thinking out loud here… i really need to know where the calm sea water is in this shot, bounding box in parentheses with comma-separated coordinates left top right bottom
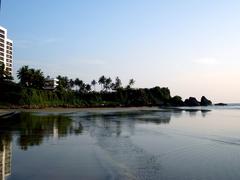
(1, 105, 240, 180)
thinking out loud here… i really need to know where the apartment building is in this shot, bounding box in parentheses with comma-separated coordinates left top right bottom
(0, 26, 13, 76)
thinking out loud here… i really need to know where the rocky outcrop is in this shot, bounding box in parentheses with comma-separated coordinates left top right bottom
(184, 96, 213, 107)
(200, 96, 212, 106)
(215, 103, 227, 106)
(184, 97, 200, 106)
(170, 96, 184, 106)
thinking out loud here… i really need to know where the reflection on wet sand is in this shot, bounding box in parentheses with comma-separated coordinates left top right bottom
(0, 108, 213, 180)
(0, 109, 211, 148)
(0, 113, 83, 150)
(0, 113, 85, 180)
(0, 139, 11, 180)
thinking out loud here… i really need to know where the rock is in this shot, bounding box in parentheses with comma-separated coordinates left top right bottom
(184, 97, 200, 106)
(215, 103, 227, 106)
(200, 96, 212, 106)
(170, 96, 184, 106)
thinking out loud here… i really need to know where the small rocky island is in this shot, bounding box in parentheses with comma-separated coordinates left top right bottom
(215, 103, 228, 106)
(184, 96, 212, 107)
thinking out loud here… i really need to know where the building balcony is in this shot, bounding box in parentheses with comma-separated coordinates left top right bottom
(0, 34, 5, 38)
(0, 30, 5, 35)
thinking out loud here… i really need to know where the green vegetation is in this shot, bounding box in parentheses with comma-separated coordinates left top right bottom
(0, 62, 13, 82)
(17, 65, 45, 89)
(0, 65, 185, 108)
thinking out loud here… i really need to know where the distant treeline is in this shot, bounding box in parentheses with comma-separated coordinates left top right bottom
(0, 64, 211, 108)
(0, 81, 178, 108)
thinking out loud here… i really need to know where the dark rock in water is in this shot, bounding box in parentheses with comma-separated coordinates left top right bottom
(184, 97, 200, 106)
(200, 96, 212, 106)
(170, 96, 184, 106)
(215, 103, 227, 106)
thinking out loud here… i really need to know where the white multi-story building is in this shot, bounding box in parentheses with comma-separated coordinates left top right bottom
(0, 26, 13, 76)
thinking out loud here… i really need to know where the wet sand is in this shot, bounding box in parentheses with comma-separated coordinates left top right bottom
(0, 106, 160, 113)
(0, 109, 16, 117)
(1, 107, 240, 179)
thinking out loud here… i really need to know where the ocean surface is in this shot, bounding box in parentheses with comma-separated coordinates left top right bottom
(1, 105, 240, 180)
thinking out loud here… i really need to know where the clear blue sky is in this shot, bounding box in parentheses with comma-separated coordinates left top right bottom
(1, 0, 240, 102)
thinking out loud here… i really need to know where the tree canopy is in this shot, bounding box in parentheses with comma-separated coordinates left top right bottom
(17, 66, 44, 89)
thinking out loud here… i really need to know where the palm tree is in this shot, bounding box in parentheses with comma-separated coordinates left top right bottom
(17, 65, 30, 86)
(98, 75, 106, 91)
(113, 76, 122, 90)
(129, 79, 135, 86)
(104, 77, 112, 91)
(85, 84, 91, 92)
(110, 82, 115, 91)
(57, 75, 70, 90)
(79, 82, 86, 93)
(127, 78, 135, 89)
(69, 79, 75, 90)
(74, 78, 81, 90)
(91, 80, 97, 91)
(17, 66, 44, 89)
(74, 78, 85, 93)
(32, 69, 45, 89)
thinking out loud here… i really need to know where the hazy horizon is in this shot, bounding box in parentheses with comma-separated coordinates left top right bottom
(1, 0, 240, 103)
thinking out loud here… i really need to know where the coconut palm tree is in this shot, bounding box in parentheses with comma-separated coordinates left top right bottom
(74, 78, 81, 91)
(17, 66, 44, 89)
(74, 78, 80, 89)
(98, 75, 106, 91)
(74, 78, 86, 93)
(32, 69, 45, 89)
(57, 75, 70, 91)
(85, 84, 91, 92)
(104, 77, 112, 91)
(69, 79, 75, 90)
(126, 78, 135, 89)
(129, 79, 135, 86)
(113, 76, 122, 90)
(17, 65, 30, 86)
(91, 80, 97, 91)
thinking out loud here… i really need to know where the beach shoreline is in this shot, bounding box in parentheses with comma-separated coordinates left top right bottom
(0, 106, 161, 114)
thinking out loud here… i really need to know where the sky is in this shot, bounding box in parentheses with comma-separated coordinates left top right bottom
(1, 0, 240, 103)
